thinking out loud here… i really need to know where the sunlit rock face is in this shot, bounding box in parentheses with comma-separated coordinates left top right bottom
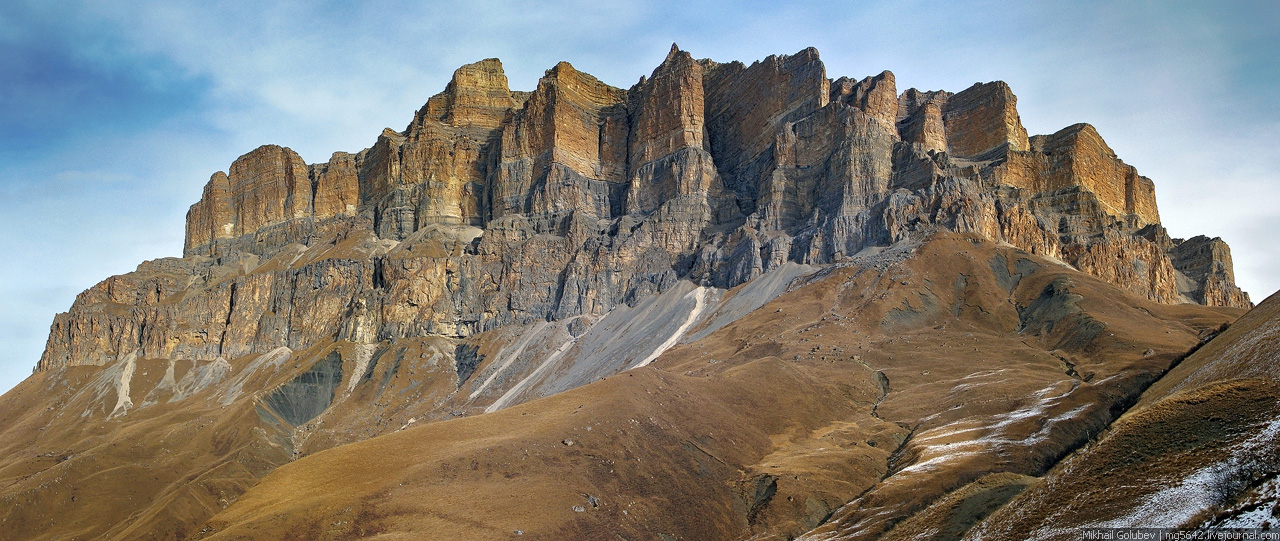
(47, 45, 1251, 374)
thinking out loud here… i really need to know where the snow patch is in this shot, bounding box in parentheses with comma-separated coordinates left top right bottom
(1078, 407, 1280, 529)
(962, 368, 1010, 380)
(1211, 476, 1280, 528)
(898, 449, 984, 474)
(897, 383, 1083, 475)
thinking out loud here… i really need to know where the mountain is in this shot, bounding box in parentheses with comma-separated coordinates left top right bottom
(1, 45, 1270, 540)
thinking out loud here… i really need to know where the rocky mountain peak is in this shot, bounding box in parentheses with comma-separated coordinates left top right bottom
(183, 144, 311, 254)
(664, 41, 683, 62)
(831, 70, 898, 126)
(53, 47, 1251, 378)
(416, 57, 515, 132)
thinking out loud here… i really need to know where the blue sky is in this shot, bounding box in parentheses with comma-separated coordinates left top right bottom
(2, 0, 1278, 395)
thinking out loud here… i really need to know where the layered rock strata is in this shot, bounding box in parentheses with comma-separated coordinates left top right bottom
(39, 45, 1250, 371)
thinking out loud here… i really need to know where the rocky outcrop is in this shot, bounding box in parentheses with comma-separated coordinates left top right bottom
(418, 58, 520, 132)
(897, 88, 948, 153)
(44, 45, 1251, 372)
(1028, 123, 1158, 225)
(184, 146, 312, 255)
(398, 59, 516, 227)
(1172, 235, 1252, 307)
(941, 81, 1029, 158)
(184, 171, 232, 251)
(311, 152, 359, 220)
(491, 60, 628, 220)
(703, 47, 829, 216)
(625, 45, 724, 218)
(831, 70, 898, 127)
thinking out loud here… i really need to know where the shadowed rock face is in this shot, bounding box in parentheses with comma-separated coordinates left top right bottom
(1171, 235, 1251, 307)
(261, 351, 344, 428)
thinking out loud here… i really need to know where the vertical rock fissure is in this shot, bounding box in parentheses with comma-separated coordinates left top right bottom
(218, 282, 237, 356)
(872, 370, 890, 419)
(308, 167, 319, 218)
(372, 257, 387, 290)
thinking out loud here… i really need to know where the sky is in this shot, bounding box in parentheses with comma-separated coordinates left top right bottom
(1, 0, 1277, 396)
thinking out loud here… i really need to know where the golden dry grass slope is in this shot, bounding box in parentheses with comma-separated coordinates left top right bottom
(969, 289, 1280, 539)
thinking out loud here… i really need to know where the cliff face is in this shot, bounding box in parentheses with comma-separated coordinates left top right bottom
(184, 145, 314, 250)
(39, 45, 1249, 372)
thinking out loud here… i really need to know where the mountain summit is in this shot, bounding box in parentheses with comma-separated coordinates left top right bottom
(3, 47, 1273, 540)
(37, 46, 1250, 373)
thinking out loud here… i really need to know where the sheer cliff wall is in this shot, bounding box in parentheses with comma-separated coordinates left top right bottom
(37, 45, 1249, 371)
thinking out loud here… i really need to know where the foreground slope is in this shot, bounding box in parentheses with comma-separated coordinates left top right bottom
(967, 290, 1280, 539)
